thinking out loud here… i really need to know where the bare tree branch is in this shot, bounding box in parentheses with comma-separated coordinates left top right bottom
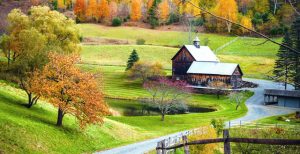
(184, 0, 300, 54)
(252, 40, 269, 46)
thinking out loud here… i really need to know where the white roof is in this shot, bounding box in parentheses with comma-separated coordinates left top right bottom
(187, 61, 238, 75)
(184, 45, 219, 62)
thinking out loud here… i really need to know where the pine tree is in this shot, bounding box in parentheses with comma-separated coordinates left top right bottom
(273, 32, 293, 90)
(148, 0, 160, 28)
(290, 17, 300, 90)
(126, 49, 139, 70)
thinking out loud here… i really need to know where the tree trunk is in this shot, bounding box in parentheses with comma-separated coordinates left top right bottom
(26, 93, 39, 108)
(27, 93, 33, 108)
(56, 107, 64, 126)
(161, 113, 165, 121)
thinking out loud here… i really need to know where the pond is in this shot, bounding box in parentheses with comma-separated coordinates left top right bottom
(106, 98, 216, 116)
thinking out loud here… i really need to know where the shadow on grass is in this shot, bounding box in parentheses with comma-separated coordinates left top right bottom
(0, 91, 81, 133)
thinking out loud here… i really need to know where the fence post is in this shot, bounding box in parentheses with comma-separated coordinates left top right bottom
(156, 141, 162, 154)
(182, 135, 190, 154)
(223, 129, 231, 154)
(161, 140, 166, 154)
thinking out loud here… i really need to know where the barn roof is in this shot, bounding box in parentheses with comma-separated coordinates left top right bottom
(265, 89, 300, 98)
(171, 45, 220, 62)
(187, 61, 241, 76)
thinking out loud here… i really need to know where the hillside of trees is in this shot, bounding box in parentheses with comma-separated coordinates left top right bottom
(0, 0, 299, 36)
(58, 0, 298, 35)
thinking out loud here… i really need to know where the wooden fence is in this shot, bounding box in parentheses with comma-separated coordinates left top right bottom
(156, 129, 300, 154)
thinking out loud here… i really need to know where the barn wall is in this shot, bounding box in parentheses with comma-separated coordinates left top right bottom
(230, 67, 243, 88)
(187, 74, 231, 86)
(172, 47, 195, 79)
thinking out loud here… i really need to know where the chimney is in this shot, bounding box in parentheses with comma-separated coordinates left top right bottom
(193, 36, 200, 48)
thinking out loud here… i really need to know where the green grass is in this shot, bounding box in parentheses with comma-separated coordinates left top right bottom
(78, 24, 281, 56)
(255, 113, 300, 125)
(81, 45, 275, 79)
(0, 81, 148, 153)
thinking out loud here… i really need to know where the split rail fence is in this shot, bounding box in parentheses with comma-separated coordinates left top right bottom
(156, 129, 300, 154)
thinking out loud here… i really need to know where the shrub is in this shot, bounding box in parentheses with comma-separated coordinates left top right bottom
(210, 118, 224, 136)
(79, 35, 83, 42)
(136, 38, 145, 45)
(189, 126, 218, 154)
(112, 17, 122, 26)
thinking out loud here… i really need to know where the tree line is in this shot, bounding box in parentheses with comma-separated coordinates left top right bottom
(43, 0, 299, 35)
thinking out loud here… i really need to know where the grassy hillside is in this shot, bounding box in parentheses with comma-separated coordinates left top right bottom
(81, 45, 275, 79)
(0, 81, 147, 153)
(78, 24, 281, 54)
(0, 64, 252, 153)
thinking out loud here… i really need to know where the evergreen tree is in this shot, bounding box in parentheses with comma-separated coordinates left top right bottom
(291, 16, 300, 90)
(148, 0, 160, 28)
(126, 49, 139, 70)
(273, 32, 293, 90)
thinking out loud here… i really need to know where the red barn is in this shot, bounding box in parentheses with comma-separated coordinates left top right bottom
(171, 37, 243, 88)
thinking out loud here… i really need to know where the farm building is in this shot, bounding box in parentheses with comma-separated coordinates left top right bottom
(264, 89, 300, 108)
(171, 37, 243, 88)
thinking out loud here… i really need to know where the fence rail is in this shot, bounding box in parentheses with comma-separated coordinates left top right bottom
(156, 129, 300, 154)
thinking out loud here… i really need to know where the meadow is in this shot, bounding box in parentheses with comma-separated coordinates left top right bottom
(81, 45, 275, 79)
(1, 23, 280, 153)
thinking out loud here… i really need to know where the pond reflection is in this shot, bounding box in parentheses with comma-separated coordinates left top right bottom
(106, 98, 216, 116)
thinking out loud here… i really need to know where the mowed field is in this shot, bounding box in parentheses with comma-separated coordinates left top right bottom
(79, 24, 281, 79)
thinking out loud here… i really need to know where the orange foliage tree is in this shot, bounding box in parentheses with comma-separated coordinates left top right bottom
(131, 0, 142, 21)
(74, 0, 86, 22)
(31, 53, 109, 128)
(215, 0, 238, 33)
(97, 0, 110, 21)
(158, 0, 169, 23)
(86, 0, 98, 20)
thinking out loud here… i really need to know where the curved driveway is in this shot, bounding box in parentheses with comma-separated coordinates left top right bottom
(95, 78, 299, 154)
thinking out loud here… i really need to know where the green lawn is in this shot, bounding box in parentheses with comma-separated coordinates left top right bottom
(81, 45, 275, 79)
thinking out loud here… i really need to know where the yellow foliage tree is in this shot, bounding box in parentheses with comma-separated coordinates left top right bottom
(189, 126, 218, 154)
(57, 0, 66, 9)
(179, 0, 200, 16)
(131, 0, 142, 21)
(86, 0, 98, 20)
(158, 0, 169, 23)
(240, 16, 253, 33)
(215, 0, 238, 33)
